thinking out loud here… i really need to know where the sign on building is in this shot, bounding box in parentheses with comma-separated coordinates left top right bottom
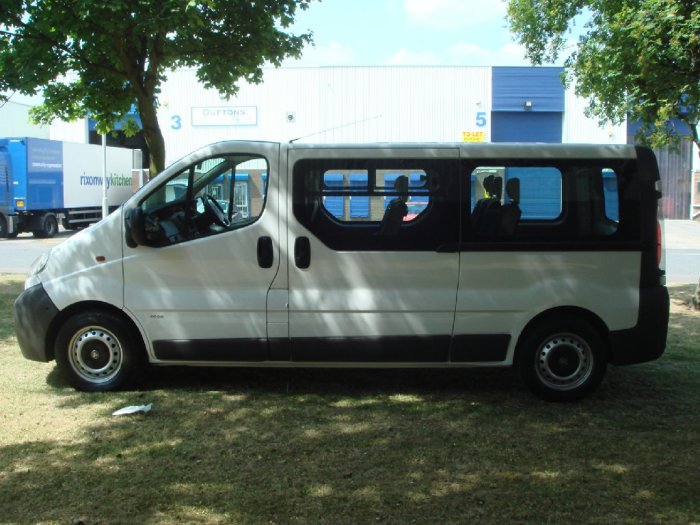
(191, 106, 258, 127)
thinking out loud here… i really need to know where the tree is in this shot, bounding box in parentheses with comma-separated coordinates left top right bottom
(508, 0, 700, 310)
(0, 0, 313, 176)
(506, 0, 700, 159)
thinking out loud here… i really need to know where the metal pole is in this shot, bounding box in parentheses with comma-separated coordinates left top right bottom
(101, 133, 108, 218)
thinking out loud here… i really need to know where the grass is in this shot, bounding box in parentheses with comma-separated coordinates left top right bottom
(1, 273, 699, 525)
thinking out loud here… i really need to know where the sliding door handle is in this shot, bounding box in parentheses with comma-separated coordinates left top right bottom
(294, 237, 311, 269)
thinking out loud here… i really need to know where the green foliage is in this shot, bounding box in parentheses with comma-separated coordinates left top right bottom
(0, 0, 314, 173)
(507, 0, 700, 154)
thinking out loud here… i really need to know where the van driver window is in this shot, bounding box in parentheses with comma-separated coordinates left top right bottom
(140, 155, 268, 246)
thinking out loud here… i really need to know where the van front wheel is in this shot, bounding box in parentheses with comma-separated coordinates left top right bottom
(517, 316, 607, 402)
(55, 311, 142, 391)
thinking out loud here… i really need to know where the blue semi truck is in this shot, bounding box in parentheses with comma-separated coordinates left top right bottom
(0, 137, 136, 238)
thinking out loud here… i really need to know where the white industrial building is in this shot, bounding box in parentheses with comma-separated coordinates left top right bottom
(155, 66, 628, 163)
(2, 65, 698, 218)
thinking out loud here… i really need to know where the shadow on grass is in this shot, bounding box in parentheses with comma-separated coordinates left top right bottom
(0, 279, 23, 296)
(3, 282, 699, 523)
(3, 362, 700, 525)
(668, 282, 697, 299)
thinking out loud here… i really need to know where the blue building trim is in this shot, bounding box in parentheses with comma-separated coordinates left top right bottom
(492, 67, 565, 112)
(491, 112, 563, 143)
(349, 172, 369, 218)
(323, 172, 344, 218)
(491, 67, 565, 143)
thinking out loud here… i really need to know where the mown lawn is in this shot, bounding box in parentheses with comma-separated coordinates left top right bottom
(1, 274, 699, 525)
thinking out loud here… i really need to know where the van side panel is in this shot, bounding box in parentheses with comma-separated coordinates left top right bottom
(454, 251, 641, 364)
(286, 146, 461, 363)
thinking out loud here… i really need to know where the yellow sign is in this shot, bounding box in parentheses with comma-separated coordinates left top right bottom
(462, 131, 485, 143)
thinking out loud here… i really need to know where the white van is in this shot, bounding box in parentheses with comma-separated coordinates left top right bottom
(14, 142, 670, 401)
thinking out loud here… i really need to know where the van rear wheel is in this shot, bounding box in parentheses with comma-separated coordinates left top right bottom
(517, 316, 607, 402)
(55, 310, 142, 391)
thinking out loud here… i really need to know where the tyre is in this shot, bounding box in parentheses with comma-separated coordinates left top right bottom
(0, 213, 7, 238)
(62, 218, 80, 230)
(54, 310, 143, 391)
(33, 214, 58, 239)
(516, 316, 607, 402)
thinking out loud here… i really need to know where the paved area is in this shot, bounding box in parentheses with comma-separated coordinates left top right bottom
(664, 220, 700, 284)
(0, 229, 73, 274)
(664, 220, 700, 250)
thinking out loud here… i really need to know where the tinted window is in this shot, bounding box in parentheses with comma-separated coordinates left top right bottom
(319, 169, 431, 223)
(467, 161, 625, 241)
(294, 158, 459, 251)
(471, 166, 562, 220)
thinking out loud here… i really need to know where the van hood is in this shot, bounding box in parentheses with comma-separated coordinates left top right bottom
(26, 208, 126, 311)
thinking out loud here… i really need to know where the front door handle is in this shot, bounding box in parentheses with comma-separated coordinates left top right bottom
(257, 236, 273, 268)
(294, 237, 311, 269)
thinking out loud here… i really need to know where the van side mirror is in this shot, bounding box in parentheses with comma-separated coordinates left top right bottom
(124, 207, 147, 248)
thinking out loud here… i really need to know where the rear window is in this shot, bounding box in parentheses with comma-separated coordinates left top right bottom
(471, 166, 563, 221)
(469, 162, 622, 239)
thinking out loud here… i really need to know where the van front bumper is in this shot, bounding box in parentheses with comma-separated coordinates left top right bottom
(13, 283, 59, 362)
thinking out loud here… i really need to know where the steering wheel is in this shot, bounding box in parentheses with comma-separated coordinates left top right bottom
(201, 195, 230, 228)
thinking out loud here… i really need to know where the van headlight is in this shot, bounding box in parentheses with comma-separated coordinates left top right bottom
(25, 250, 50, 289)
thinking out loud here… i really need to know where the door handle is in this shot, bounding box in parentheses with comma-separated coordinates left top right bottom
(294, 237, 311, 269)
(257, 236, 273, 268)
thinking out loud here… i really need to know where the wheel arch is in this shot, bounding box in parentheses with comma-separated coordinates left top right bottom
(515, 306, 611, 363)
(46, 301, 146, 362)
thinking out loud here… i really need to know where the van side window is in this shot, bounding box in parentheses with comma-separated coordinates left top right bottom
(467, 162, 623, 240)
(140, 154, 268, 247)
(319, 169, 431, 223)
(471, 167, 563, 220)
(294, 158, 459, 251)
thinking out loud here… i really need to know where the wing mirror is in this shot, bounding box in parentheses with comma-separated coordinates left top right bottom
(124, 206, 147, 248)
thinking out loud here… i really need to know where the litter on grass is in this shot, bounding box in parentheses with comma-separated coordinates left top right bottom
(112, 403, 153, 416)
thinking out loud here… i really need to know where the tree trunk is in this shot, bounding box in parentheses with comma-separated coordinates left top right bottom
(137, 97, 166, 178)
(687, 122, 699, 308)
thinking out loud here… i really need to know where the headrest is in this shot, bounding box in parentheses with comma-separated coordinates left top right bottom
(483, 175, 494, 195)
(506, 178, 520, 203)
(394, 175, 408, 194)
(491, 176, 503, 201)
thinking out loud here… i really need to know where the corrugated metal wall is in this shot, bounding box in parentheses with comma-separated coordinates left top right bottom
(653, 140, 693, 220)
(563, 87, 627, 144)
(490, 67, 564, 143)
(627, 120, 693, 219)
(0, 100, 49, 138)
(492, 67, 564, 111)
(158, 66, 491, 164)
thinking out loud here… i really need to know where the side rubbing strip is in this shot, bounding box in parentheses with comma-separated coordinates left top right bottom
(153, 339, 269, 361)
(450, 334, 511, 362)
(291, 336, 451, 362)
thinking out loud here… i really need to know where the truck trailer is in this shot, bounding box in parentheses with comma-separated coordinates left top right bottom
(0, 137, 137, 238)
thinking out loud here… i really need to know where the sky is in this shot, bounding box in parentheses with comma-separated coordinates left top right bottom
(4, 0, 553, 106)
(284, 0, 535, 67)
